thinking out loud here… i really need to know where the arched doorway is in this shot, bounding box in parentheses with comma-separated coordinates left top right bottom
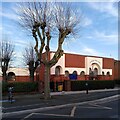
(94, 68, 98, 76)
(89, 63, 101, 80)
(91, 63, 101, 75)
(7, 72, 16, 81)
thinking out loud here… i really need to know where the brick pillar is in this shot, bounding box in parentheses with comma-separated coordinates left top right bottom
(38, 81, 44, 93)
(64, 80, 71, 91)
(54, 82, 56, 92)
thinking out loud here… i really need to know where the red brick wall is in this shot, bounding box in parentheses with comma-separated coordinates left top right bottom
(1, 75, 38, 82)
(50, 75, 69, 82)
(36, 64, 45, 81)
(65, 53, 85, 68)
(35, 52, 51, 82)
(103, 58, 114, 80)
(114, 60, 120, 80)
(103, 58, 114, 69)
(15, 76, 30, 82)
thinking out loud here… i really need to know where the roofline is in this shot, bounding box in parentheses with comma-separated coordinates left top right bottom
(50, 51, 115, 60)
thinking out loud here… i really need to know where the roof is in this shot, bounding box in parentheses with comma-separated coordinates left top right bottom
(7, 67, 29, 76)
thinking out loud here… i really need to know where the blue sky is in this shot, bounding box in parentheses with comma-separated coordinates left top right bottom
(0, 0, 119, 67)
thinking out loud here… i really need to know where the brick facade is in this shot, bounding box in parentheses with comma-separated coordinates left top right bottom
(36, 52, 119, 82)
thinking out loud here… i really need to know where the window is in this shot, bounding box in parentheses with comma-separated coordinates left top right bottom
(65, 70, 69, 77)
(102, 71, 104, 75)
(80, 71, 85, 76)
(69, 70, 77, 80)
(55, 66, 61, 76)
(106, 71, 110, 76)
(73, 71, 77, 75)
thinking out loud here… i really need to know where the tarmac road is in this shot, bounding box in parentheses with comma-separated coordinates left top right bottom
(2, 88, 120, 119)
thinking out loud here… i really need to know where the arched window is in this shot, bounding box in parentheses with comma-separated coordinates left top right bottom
(55, 66, 61, 76)
(65, 70, 69, 77)
(73, 71, 77, 75)
(7, 72, 16, 81)
(89, 68, 92, 74)
(102, 71, 105, 76)
(106, 71, 110, 76)
(69, 70, 77, 80)
(80, 71, 85, 76)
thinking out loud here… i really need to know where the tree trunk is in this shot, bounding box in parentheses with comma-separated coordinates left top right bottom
(2, 68, 7, 82)
(30, 70, 34, 81)
(3, 74, 7, 82)
(44, 64, 51, 99)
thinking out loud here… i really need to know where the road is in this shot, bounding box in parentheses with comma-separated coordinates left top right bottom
(2, 89, 120, 119)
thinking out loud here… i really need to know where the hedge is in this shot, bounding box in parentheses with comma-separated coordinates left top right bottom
(2, 82, 38, 93)
(71, 80, 115, 91)
(114, 79, 120, 85)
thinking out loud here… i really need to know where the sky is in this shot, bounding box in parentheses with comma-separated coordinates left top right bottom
(0, 0, 119, 67)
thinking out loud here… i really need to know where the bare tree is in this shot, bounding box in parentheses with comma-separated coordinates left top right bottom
(23, 44, 39, 81)
(0, 40, 14, 82)
(17, 2, 81, 99)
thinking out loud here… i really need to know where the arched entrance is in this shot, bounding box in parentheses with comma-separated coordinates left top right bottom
(94, 68, 98, 76)
(7, 72, 16, 81)
(89, 63, 101, 80)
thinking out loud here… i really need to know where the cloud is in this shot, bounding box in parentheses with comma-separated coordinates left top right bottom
(94, 31, 118, 44)
(0, 11, 19, 22)
(84, 30, 118, 45)
(12, 51, 25, 67)
(0, 26, 2, 38)
(82, 47, 99, 55)
(81, 16, 92, 27)
(11, 39, 31, 49)
(64, 46, 101, 57)
(88, 2, 118, 17)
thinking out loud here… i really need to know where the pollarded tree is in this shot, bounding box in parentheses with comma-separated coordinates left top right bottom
(17, 2, 81, 99)
(0, 40, 14, 82)
(23, 44, 39, 81)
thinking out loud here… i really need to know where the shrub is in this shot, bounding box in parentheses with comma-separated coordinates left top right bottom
(71, 80, 115, 91)
(114, 79, 120, 85)
(2, 82, 38, 93)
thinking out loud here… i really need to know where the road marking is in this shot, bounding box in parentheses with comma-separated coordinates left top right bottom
(21, 113, 34, 120)
(22, 112, 70, 119)
(33, 113, 70, 117)
(3, 94, 119, 118)
(110, 115, 120, 118)
(0, 100, 16, 103)
(89, 94, 120, 104)
(88, 103, 112, 110)
(70, 106, 76, 117)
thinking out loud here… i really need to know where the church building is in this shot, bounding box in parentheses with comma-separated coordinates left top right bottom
(36, 52, 119, 83)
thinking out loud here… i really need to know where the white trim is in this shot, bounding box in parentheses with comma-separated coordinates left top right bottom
(50, 53, 65, 74)
(64, 68, 86, 74)
(85, 57, 103, 75)
(102, 69, 112, 75)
